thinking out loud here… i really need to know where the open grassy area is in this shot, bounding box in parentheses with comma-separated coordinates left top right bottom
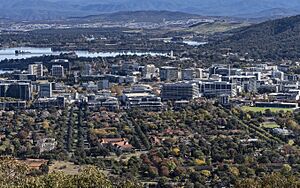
(261, 122, 280, 129)
(49, 161, 85, 175)
(187, 21, 250, 35)
(241, 106, 294, 113)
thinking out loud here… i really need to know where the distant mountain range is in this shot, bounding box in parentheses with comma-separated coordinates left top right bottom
(211, 15, 300, 60)
(70, 11, 205, 23)
(1, 0, 300, 21)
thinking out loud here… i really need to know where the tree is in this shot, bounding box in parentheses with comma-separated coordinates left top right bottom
(159, 166, 170, 177)
(148, 166, 158, 178)
(0, 158, 29, 187)
(281, 164, 292, 175)
(75, 167, 113, 188)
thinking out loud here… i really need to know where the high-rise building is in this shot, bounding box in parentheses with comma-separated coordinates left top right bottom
(143, 64, 157, 79)
(51, 65, 64, 77)
(39, 82, 53, 98)
(161, 82, 200, 101)
(160, 66, 179, 82)
(0, 83, 32, 100)
(28, 63, 43, 77)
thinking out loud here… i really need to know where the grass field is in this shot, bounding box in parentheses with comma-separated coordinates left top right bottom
(187, 21, 250, 35)
(241, 106, 294, 113)
(261, 122, 280, 129)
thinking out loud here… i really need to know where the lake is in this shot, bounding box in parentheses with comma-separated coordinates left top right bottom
(183, 41, 208, 46)
(0, 47, 168, 61)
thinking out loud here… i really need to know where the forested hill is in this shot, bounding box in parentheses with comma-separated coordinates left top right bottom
(210, 15, 300, 60)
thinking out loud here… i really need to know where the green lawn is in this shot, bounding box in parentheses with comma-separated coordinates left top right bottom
(261, 122, 280, 129)
(241, 106, 294, 113)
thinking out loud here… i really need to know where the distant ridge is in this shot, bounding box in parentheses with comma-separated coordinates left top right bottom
(1, 0, 300, 21)
(69, 10, 207, 23)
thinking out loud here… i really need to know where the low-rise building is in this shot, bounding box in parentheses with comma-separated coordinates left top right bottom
(99, 138, 133, 152)
(0, 82, 32, 100)
(254, 101, 298, 109)
(122, 92, 162, 110)
(36, 138, 57, 153)
(160, 66, 179, 82)
(199, 81, 237, 97)
(0, 101, 27, 109)
(269, 90, 300, 101)
(33, 97, 65, 109)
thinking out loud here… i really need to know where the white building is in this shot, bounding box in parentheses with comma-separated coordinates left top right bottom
(28, 63, 43, 77)
(143, 64, 157, 79)
(199, 81, 237, 97)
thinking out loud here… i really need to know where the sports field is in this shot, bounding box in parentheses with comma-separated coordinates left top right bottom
(260, 122, 280, 129)
(241, 106, 294, 113)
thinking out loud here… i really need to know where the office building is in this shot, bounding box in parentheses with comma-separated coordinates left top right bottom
(222, 75, 257, 93)
(195, 68, 203, 79)
(28, 63, 43, 77)
(51, 65, 64, 77)
(160, 66, 179, 81)
(181, 68, 203, 80)
(199, 81, 237, 97)
(0, 101, 27, 110)
(33, 97, 65, 109)
(0, 83, 32, 100)
(219, 94, 230, 106)
(50, 59, 71, 70)
(13, 74, 37, 81)
(161, 82, 200, 101)
(143, 64, 157, 79)
(272, 71, 285, 81)
(122, 92, 163, 111)
(39, 82, 53, 98)
(209, 65, 242, 76)
(181, 68, 195, 80)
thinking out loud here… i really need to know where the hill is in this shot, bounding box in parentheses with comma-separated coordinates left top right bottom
(210, 15, 300, 60)
(71, 10, 204, 23)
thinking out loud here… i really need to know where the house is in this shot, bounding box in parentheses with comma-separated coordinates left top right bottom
(18, 158, 48, 170)
(36, 138, 57, 153)
(99, 138, 133, 152)
(149, 136, 161, 146)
